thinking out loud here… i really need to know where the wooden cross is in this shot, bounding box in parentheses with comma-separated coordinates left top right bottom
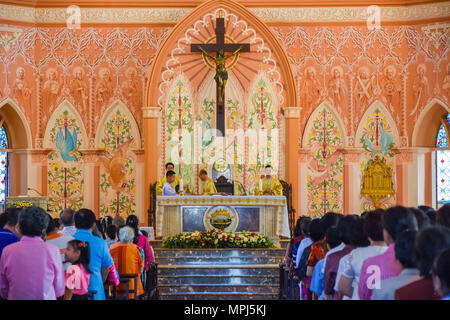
(190, 17, 250, 136)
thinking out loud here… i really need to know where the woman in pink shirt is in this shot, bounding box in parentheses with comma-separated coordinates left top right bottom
(63, 240, 92, 300)
(0, 206, 65, 300)
(126, 215, 155, 268)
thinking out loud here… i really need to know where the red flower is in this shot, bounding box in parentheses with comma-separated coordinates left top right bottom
(251, 233, 255, 236)
(200, 239, 204, 243)
(192, 236, 197, 239)
(236, 237, 240, 240)
(222, 235, 226, 239)
(221, 227, 224, 231)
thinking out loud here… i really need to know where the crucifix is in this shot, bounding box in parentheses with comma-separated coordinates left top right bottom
(190, 17, 250, 136)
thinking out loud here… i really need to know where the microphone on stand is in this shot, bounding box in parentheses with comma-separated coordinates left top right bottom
(27, 187, 43, 196)
(27, 188, 50, 212)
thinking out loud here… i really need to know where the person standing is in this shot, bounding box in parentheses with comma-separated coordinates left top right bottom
(0, 207, 21, 259)
(156, 162, 181, 196)
(46, 214, 74, 270)
(163, 171, 181, 196)
(254, 165, 283, 196)
(60, 208, 77, 237)
(199, 169, 218, 195)
(73, 208, 119, 300)
(0, 206, 65, 300)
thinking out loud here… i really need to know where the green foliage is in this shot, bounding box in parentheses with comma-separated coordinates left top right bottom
(162, 230, 275, 249)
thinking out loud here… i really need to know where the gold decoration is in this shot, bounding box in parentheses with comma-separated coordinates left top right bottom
(361, 155, 394, 208)
(214, 158, 228, 173)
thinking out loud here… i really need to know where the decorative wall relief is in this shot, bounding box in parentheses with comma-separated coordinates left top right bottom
(246, 73, 279, 195)
(98, 105, 138, 218)
(45, 104, 85, 215)
(305, 105, 344, 217)
(358, 104, 397, 211)
(164, 74, 195, 192)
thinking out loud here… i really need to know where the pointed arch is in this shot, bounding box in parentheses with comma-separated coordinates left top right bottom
(43, 99, 89, 149)
(145, 0, 296, 109)
(0, 98, 32, 149)
(412, 97, 450, 147)
(302, 101, 347, 148)
(95, 100, 142, 149)
(355, 99, 400, 148)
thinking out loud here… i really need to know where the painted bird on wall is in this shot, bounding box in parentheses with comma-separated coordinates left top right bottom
(363, 123, 393, 155)
(55, 126, 78, 162)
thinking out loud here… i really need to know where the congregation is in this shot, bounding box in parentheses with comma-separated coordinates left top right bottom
(0, 206, 155, 300)
(284, 205, 450, 300)
(1, 204, 450, 300)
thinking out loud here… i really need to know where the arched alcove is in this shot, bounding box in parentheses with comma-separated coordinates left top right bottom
(0, 98, 32, 149)
(355, 99, 400, 148)
(145, 0, 296, 110)
(95, 99, 142, 149)
(302, 101, 347, 148)
(43, 99, 89, 149)
(0, 98, 33, 196)
(412, 98, 450, 147)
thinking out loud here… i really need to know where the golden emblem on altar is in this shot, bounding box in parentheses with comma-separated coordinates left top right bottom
(214, 158, 228, 173)
(361, 155, 394, 208)
(204, 206, 239, 232)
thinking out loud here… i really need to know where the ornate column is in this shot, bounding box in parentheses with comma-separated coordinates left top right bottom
(143, 106, 162, 226)
(393, 148, 429, 207)
(80, 149, 102, 217)
(298, 148, 310, 217)
(282, 106, 301, 219)
(340, 148, 364, 215)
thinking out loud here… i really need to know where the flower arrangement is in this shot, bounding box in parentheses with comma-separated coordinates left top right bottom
(11, 201, 33, 209)
(162, 229, 275, 249)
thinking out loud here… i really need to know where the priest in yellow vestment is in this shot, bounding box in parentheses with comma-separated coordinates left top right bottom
(199, 169, 217, 195)
(156, 162, 181, 196)
(254, 165, 283, 196)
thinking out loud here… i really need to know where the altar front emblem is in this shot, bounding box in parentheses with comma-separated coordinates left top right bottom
(204, 206, 239, 232)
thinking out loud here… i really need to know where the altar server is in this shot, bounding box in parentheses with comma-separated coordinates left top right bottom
(199, 169, 217, 195)
(162, 171, 180, 196)
(156, 162, 180, 196)
(254, 165, 283, 196)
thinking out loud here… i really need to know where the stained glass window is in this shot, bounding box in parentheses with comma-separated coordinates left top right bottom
(436, 114, 450, 204)
(0, 126, 9, 207)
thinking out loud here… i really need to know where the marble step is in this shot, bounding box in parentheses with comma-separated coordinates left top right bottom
(159, 292, 278, 300)
(158, 274, 279, 285)
(157, 265, 279, 277)
(156, 256, 283, 265)
(158, 284, 279, 295)
(155, 248, 286, 258)
(150, 240, 163, 248)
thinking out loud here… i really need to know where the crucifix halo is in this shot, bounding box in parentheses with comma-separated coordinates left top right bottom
(201, 34, 241, 71)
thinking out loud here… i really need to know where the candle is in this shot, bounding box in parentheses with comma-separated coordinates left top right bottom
(259, 179, 263, 192)
(179, 178, 183, 192)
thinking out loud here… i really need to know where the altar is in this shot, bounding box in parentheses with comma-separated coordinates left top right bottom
(155, 195, 290, 240)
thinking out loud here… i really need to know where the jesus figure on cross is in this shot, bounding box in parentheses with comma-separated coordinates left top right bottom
(198, 46, 243, 103)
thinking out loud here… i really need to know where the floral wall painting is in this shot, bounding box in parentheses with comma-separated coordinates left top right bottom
(304, 103, 344, 217)
(44, 101, 87, 215)
(96, 101, 140, 218)
(356, 101, 399, 211)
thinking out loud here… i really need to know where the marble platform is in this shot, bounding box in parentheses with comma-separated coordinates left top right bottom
(156, 248, 285, 300)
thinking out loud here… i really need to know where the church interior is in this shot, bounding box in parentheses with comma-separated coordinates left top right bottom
(0, 0, 450, 302)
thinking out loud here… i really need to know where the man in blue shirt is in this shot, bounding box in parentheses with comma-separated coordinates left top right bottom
(0, 207, 21, 259)
(73, 208, 118, 300)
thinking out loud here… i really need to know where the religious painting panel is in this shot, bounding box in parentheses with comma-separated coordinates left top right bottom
(245, 72, 280, 195)
(97, 103, 138, 218)
(305, 105, 344, 217)
(164, 74, 195, 193)
(357, 103, 397, 211)
(44, 103, 86, 215)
